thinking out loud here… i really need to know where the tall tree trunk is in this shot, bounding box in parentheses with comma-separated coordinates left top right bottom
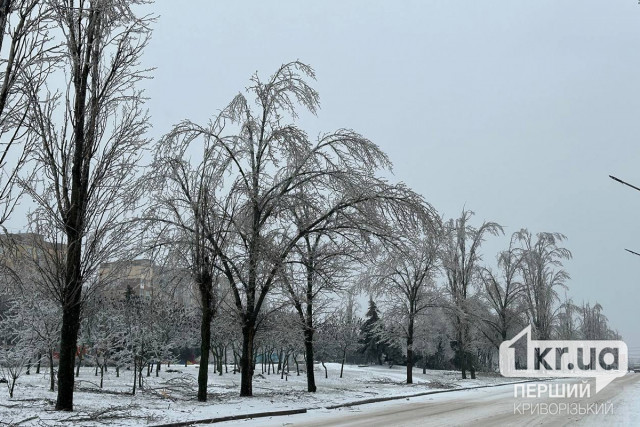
(131, 357, 137, 395)
(56, 292, 82, 411)
(302, 260, 317, 392)
(232, 347, 238, 374)
(75, 351, 81, 378)
(239, 320, 256, 396)
(197, 270, 213, 402)
(49, 348, 55, 392)
(304, 327, 316, 392)
(406, 313, 414, 384)
(456, 315, 467, 380)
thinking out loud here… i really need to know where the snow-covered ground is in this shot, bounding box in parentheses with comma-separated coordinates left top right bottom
(580, 373, 640, 426)
(0, 363, 520, 426)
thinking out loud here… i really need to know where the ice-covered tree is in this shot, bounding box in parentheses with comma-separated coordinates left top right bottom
(515, 230, 571, 340)
(278, 221, 361, 391)
(371, 226, 443, 383)
(556, 295, 580, 340)
(0, 0, 57, 227)
(442, 209, 502, 379)
(479, 232, 525, 348)
(580, 302, 613, 340)
(0, 297, 36, 398)
(152, 61, 426, 397)
(23, 0, 154, 411)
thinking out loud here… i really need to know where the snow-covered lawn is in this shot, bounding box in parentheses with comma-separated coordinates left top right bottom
(0, 363, 519, 426)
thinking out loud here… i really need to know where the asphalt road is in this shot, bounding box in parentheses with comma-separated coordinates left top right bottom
(234, 374, 640, 427)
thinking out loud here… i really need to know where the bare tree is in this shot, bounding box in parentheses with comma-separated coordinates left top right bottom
(278, 211, 364, 392)
(147, 135, 224, 401)
(372, 226, 443, 384)
(0, 0, 57, 227)
(515, 230, 571, 340)
(442, 209, 502, 379)
(0, 296, 36, 398)
(333, 292, 360, 379)
(23, 0, 153, 411)
(580, 302, 613, 340)
(154, 61, 427, 397)
(556, 294, 580, 340)
(0, 232, 65, 391)
(479, 232, 524, 348)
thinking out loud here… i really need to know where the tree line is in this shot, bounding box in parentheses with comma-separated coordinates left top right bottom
(0, 0, 618, 411)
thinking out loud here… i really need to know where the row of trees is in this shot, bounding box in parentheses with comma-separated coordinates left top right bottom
(359, 223, 619, 384)
(0, 0, 619, 412)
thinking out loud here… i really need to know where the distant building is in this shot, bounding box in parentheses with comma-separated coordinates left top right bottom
(98, 259, 196, 307)
(0, 232, 64, 263)
(0, 233, 66, 288)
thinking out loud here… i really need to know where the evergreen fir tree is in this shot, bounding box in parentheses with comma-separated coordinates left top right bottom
(359, 298, 384, 364)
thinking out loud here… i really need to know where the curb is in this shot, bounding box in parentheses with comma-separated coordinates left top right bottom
(153, 378, 548, 426)
(152, 408, 308, 427)
(324, 378, 549, 409)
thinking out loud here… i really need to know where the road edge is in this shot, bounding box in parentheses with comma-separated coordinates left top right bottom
(152, 378, 550, 426)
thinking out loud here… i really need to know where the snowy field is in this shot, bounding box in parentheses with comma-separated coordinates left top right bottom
(0, 363, 521, 426)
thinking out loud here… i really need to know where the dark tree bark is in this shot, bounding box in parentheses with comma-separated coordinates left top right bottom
(131, 357, 137, 395)
(303, 327, 316, 392)
(49, 348, 55, 391)
(54, 3, 100, 410)
(197, 269, 213, 402)
(20, 0, 152, 411)
(406, 314, 414, 384)
(239, 321, 256, 396)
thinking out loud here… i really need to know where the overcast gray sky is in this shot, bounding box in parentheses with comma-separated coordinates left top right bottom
(135, 0, 640, 355)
